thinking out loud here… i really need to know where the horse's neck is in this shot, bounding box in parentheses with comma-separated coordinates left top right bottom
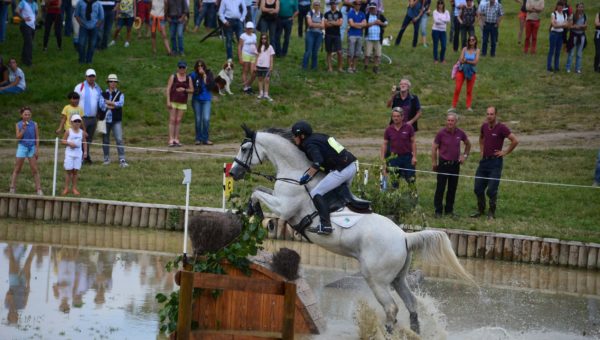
(258, 133, 311, 175)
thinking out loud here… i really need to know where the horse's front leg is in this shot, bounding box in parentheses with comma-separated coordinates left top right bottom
(249, 189, 286, 220)
(246, 186, 274, 219)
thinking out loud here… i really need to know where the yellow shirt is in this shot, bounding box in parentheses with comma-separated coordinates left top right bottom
(61, 105, 84, 131)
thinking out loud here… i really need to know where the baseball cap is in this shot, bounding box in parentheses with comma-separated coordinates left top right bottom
(313, 0, 321, 5)
(107, 74, 119, 82)
(71, 114, 82, 122)
(368, 2, 377, 8)
(245, 21, 255, 29)
(85, 68, 96, 77)
(177, 60, 187, 68)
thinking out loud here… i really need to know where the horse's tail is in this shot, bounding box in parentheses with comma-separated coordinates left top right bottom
(405, 230, 476, 285)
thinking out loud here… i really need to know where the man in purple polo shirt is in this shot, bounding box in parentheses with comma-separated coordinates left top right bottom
(432, 112, 471, 218)
(380, 107, 417, 187)
(471, 106, 519, 220)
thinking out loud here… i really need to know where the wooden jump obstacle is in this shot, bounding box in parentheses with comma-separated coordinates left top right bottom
(175, 263, 321, 340)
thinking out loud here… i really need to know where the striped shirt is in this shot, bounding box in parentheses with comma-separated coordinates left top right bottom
(478, 1, 503, 24)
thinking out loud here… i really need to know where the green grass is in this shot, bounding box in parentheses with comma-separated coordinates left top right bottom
(0, 1, 599, 242)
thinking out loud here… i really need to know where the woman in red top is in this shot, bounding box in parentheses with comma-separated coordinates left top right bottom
(166, 60, 193, 147)
(43, 0, 62, 51)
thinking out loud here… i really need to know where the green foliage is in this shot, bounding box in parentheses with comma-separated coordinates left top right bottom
(155, 199, 266, 336)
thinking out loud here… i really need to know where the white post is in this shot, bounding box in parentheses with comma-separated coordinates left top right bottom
(363, 169, 369, 186)
(182, 169, 192, 255)
(222, 163, 226, 211)
(52, 137, 59, 196)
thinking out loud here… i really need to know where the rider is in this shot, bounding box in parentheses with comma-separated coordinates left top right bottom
(291, 120, 357, 235)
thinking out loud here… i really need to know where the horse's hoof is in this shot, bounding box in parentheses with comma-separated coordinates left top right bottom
(253, 201, 264, 220)
(246, 199, 255, 216)
(409, 312, 420, 334)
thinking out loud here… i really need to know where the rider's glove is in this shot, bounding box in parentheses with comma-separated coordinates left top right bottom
(299, 174, 310, 185)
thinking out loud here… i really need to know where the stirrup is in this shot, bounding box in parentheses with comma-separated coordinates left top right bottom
(307, 224, 333, 235)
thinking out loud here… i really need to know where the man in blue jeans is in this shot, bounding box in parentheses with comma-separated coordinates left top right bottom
(477, 0, 503, 57)
(471, 106, 518, 220)
(218, 0, 246, 60)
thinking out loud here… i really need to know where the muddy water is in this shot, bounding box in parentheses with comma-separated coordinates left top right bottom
(1, 223, 599, 340)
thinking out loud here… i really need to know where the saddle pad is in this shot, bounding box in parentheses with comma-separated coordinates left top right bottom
(331, 208, 366, 228)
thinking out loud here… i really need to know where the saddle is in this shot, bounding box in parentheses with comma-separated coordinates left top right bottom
(323, 184, 372, 214)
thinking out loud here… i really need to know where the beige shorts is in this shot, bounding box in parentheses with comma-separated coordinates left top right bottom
(171, 102, 187, 110)
(365, 40, 382, 58)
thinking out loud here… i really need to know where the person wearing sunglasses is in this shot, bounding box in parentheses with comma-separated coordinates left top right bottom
(99, 74, 129, 167)
(166, 61, 193, 147)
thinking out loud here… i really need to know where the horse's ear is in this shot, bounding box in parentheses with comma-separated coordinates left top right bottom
(241, 124, 255, 139)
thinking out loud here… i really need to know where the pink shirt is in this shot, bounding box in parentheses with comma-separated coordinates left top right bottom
(432, 10, 450, 32)
(256, 45, 275, 68)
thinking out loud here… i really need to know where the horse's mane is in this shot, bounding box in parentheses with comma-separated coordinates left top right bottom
(260, 128, 295, 145)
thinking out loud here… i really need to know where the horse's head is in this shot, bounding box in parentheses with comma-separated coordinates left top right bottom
(230, 124, 262, 180)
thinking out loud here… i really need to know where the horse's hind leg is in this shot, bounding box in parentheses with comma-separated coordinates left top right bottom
(364, 277, 399, 334)
(392, 253, 420, 334)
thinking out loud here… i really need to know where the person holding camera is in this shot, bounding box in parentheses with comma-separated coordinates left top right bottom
(385, 78, 422, 132)
(190, 59, 215, 145)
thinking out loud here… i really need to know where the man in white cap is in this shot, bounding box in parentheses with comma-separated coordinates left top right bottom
(74, 68, 103, 164)
(99, 74, 129, 167)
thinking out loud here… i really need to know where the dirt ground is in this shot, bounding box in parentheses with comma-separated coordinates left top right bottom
(1, 130, 599, 162)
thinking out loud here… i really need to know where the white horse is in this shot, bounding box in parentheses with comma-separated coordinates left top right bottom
(230, 126, 474, 334)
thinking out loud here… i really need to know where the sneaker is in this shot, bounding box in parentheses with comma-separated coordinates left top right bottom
(103, 160, 111, 165)
(257, 93, 264, 99)
(263, 95, 273, 102)
(108, 40, 116, 47)
(195, 140, 202, 145)
(119, 160, 129, 168)
(576, 70, 581, 74)
(434, 212, 442, 218)
(373, 66, 379, 74)
(566, 69, 571, 73)
(347, 67, 354, 73)
(466, 107, 473, 112)
(37, 189, 44, 196)
(423, 43, 428, 48)
(124, 41, 130, 47)
(593, 182, 599, 187)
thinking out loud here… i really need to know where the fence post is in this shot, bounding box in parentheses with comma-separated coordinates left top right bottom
(177, 270, 194, 340)
(282, 281, 296, 340)
(52, 137, 59, 197)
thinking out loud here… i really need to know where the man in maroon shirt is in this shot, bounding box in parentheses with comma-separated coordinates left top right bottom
(432, 112, 471, 218)
(471, 106, 519, 220)
(380, 107, 417, 187)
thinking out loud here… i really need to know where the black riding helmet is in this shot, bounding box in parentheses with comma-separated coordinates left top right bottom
(291, 121, 313, 137)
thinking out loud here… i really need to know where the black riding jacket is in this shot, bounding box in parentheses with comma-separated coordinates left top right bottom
(299, 133, 357, 172)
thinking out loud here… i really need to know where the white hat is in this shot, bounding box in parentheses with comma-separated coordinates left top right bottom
(107, 74, 119, 82)
(85, 68, 96, 77)
(71, 114, 82, 122)
(245, 21, 254, 29)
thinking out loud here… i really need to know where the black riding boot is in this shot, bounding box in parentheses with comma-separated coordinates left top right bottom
(307, 195, 333, 235)
(470, 195, 486, 218)
(488, 196, 497, 220)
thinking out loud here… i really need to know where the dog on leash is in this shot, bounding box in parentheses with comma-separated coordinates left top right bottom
(213, 59, 234, 95)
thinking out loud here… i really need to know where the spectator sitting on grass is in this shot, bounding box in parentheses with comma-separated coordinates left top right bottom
(0, 58, 26, 95)
(56, 91, 85, 135)
(9, 106, 43, 195)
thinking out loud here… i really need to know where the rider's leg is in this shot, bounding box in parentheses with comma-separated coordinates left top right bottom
(308, 194, 332, 234)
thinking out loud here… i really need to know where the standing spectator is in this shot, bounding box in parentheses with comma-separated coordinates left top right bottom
(136, 0, 152, 38)
(419, 0, 431, 47)
(547, 1, 567, 72)
(100, 74, 129, 167)
(478, 0, 503, 57)
(297, 0, 310, 37)
(256, 33, 275, 100)
(74, 68, 103, 164)
(565, 2, 587, 74)
(74, 0, 104, 64)
(150, 0, 172, 55)
(275, 0, 297, 57)
(324, 0, 343, 72)
(219, 0, 246, 60)
(301, 0, 324, 70)
(593, 149, 600, 186)
(190, 59, 215, 145)
(239, 21, 257, 92)
(524, 0, 544, 54)
(9, 106, 42, 195)
(0, 0, 10, 42)
(42, 0, 63, 51)
(458, 0, 476, 49)
(431, 0, 450, 64)
(346, 0, 365, 73)
(450, 0, 464, 51)
(166, 60, 193, 147)
(56, 91, 85, 135)
(243, 0, 257, 25)
(450, 34, 479, 112)
(431, 112, 471, 218)
(0, 58, 26, 94)
(62, 0, 74, 37)
(394, 0, 423, 48)
(61, 114, 87, 195)
(193, 0, 218, 31)
(470, 106, 519, 220)
(595, 11, 600, 72)
(70, 0, 81, 48)
(166, 0, 189, 56)
(380, 107, 417, 186)
(364, 2, 387, 73)
(97, 0, 116, 49)
(259, 0, 279, 50)
(110, 0, 136, 47)
(16, 0, 38, 66)
(386, 78, 422, 132)
(516, 0, 527, 45)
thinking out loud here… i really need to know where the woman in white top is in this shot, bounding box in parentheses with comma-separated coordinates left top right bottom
(547, 1, 568, 72)
(238, 21, 258, 93)
(150, 0, 172, 55)
(431, 0, 450, 63)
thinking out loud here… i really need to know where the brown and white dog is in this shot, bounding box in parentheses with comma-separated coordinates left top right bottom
(213, 59, 234, 95)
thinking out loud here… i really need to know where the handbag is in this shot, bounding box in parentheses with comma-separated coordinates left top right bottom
(451, 61, 460, 79)
(96, 119, 107, 135)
